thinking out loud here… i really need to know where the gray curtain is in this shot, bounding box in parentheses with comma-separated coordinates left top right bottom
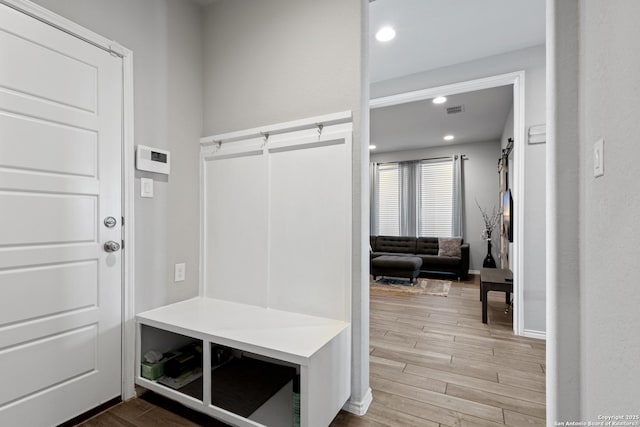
(369, 162, 378, 236)
(400, 160, 419, 236)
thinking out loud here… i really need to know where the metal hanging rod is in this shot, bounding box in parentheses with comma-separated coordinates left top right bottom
(200, 110, 352, 147)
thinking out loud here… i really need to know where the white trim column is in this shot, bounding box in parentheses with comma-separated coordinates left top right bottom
(546, 0, 581, 422)
(344, 0, 372, 415)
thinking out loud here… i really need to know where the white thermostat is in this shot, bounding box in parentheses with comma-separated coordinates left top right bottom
(136, 145, 170, 175)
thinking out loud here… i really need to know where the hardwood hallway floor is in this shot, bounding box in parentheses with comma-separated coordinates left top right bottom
(332, 275, 546, 427)
(77, 275, 545, 427)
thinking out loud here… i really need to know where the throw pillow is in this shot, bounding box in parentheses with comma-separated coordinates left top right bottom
(438, 237, 462, 257)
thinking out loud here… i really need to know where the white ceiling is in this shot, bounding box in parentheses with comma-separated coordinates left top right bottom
(369, 0, 545, 83)
(370, 85, 513, 153)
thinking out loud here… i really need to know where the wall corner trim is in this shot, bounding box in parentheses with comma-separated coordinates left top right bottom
(342, 387, 373, 416)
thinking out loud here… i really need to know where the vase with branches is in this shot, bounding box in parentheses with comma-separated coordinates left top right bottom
(476, 201, 501, 268)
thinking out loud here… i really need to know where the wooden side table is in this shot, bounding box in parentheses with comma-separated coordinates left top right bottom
(480, 268, 513, 324)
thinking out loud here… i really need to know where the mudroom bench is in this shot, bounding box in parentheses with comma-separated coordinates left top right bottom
(135, 297, 351, 427)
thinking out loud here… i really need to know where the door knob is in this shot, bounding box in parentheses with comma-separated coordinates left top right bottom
(104, 241, 121, 252)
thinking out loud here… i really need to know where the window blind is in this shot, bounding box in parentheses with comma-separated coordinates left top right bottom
(418, 160, 453, 237)
(376, 163, 400, 236)
(372, 158, 457, 238)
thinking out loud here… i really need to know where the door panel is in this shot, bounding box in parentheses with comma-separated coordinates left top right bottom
(0, 26, 97, 112)
(0, 113, 97, 177)
(0, 326, 97, 405)
(0, 170, 99, 195)
(0, 261, 98, 325)
(0, 4, 123, 426)
(0, 193, 96, 245)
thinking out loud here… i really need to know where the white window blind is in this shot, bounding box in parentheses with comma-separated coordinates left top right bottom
(372, 158, 458, 238)
(376, 163, 400, 236)
(418, 160, 453, 237)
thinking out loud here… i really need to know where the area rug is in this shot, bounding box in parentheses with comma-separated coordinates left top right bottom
(370, 278, 451, 297)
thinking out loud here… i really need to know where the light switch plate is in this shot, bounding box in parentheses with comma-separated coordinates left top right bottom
(594, 138, 604, 177)
(174, 263, 186, 282)
(141, 177, 154, 198)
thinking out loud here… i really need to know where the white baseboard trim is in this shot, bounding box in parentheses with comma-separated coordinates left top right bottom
(468, 269, 480, 275)
(523, 329, 546, 340)
(343, 388, 373, 416)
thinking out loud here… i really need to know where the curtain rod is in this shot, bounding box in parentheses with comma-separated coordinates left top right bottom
(374, 154, 468, 165)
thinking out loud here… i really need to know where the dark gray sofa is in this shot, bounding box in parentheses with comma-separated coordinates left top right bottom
(370, 235, 470, 280)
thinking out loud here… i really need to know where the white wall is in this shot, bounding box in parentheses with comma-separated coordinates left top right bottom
(28, 0, 204, 313)
(549, 0, 640, 420)
(201, 0, 370, 411)
(202, 0, 362, 137)
(371, 141, 501, 272)
(372, 45, 547, 334)
(578, 0, 640, 418)
(547, 0, 581, 421)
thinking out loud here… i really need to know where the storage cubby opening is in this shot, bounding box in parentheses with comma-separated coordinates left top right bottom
(139, 326, 204, 402)
(211, 346, 299, 425)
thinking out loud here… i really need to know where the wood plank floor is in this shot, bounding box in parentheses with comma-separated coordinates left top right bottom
(332, 275, 546, 427)
(77, 275, 546, 427)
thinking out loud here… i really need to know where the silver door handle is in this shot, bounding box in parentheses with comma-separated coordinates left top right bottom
(104, 241, 121, 252)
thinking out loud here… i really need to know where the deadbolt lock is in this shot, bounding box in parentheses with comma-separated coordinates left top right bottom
(104, 216, 117, 228)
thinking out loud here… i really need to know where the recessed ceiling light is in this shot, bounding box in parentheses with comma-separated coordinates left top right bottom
(375, 26, 396, 42)
(444, 135, 455, 141)
(433, 96, 447, 104)
(369, 145, 377, 150)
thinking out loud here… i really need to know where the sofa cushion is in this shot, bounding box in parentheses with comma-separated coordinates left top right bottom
(416, 237, 439, 255)
(374, 236, 417, 254)
(372, 251, 409, 258)
(438, 237, 462, 257)
(419, 254, 462, 268)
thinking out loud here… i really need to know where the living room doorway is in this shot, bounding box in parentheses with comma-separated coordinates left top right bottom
(369, 72, 526, 335)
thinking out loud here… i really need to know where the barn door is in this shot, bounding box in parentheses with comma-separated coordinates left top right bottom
(0, 4, 123, 425)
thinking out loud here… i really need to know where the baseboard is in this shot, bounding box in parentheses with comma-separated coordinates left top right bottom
(58, 397, 121, 427)
(468, 269, 480, 275)
(523, 329, 546, 340)
(343, 388, 373, 416)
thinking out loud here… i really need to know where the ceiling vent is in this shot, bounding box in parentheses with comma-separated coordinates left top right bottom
(446, 105, 465, 115)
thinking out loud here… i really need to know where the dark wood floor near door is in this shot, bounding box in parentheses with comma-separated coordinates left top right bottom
(77, 275, 545, 427)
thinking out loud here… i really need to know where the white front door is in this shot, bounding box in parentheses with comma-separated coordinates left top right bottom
(0, 4, 123, 426)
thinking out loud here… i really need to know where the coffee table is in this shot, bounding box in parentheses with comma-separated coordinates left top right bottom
(480, 268, 513, 324)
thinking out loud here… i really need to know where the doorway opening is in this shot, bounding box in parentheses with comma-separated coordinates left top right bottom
(369, 71, 526, 334)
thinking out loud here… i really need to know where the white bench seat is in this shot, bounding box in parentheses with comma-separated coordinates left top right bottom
(135, 297, 351, 427)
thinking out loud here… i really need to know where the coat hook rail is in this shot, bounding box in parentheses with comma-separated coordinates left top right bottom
(200, 111, 352, 146)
